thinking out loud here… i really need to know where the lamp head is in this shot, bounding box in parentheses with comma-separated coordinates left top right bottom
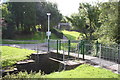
(47, 13, 51, 15)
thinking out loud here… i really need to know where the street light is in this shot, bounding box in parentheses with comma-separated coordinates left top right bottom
(47, 13, 51, 40)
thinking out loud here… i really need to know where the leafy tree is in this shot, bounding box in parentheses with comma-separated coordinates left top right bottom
(60, 16, 68, 23)
(1, 3, 16, 39)
(117, 1, 120, 43)
(66, 14, 88, 38)
(2, 1, 62, 39)
(67, 3, 101, 40)
(8, 2, 36, 34)
(36, 2, 62, 31)
(97, 2, 119, 44)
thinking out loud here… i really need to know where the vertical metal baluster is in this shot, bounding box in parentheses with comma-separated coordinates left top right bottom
(99, 44, 102, 67)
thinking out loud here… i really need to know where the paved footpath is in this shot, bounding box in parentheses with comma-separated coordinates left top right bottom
(51, 50, 120, 74)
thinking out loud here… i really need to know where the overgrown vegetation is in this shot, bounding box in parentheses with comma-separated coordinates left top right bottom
(65, 2, 119, 44)
(1, 46, 36, 67)
(3, 71, 43, 78)
(3, 64, 119, 78)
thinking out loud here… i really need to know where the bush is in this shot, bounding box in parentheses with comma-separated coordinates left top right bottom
(3, 71, 43, 78)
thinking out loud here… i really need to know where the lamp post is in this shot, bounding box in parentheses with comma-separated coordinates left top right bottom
(47, 13, 51, 39)
(47, 13, 51, 52)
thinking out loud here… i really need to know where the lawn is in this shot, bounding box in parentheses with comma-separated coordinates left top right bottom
(44, 64, 119, 78)
(2, 40, 43, 44)
(62, 30, 82, 40)
(1, 46, 36, 67)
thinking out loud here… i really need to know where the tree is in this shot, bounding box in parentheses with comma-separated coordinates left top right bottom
(67, 3, 101, 40)
(2, 1, 62, 39)
(36, 2, 62, 31)
(97, 2, 119, 44)
(66, 14, 88, 38)
(8, 2, 36, 34)
(117, 1, 120, 43)
(1, 3, 16, 39)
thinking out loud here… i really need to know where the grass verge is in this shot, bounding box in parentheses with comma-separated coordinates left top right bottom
(2, 40, 44, 44)
(44, 64, 119, 78)
(1, 46, 36, 67)
(13, 32, 59, 40)
(62, 30, 82, 40)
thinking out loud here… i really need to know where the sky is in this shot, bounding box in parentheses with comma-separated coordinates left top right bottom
(0, 0, 109, 16)
(47, 0, 108, 16)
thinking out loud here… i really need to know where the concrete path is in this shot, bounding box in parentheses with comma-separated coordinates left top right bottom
(51, 50, 120, 74)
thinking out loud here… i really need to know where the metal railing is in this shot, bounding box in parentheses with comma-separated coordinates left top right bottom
(48, 39, 119, 64)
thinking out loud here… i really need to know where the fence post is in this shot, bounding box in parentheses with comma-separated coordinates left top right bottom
(59, 40, 61, 50)
(96, 41, 99, 56)
(118, 44, 120, 64)
(78, 41, 81, 58)
(57, 40, 59, 53)
(99, 43, 102, 67)
(82, 40, 85, 60)
(48, 39, 50, 53)
(81, 40, 84, 60)
(68, 40, 71, 56)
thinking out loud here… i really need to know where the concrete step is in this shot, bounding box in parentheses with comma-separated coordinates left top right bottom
(49, 58, 84, 71)
(16, 60, 35, 71)
(1, 68, 18, 77)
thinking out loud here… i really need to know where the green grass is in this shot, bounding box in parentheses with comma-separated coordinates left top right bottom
(4, 64, 119, 78)
(44, 64, 119, 78)
(1, 46, 36, 67)
(2, 40, 43, 44)
(2, 32, 59, 44)
(62, 30, 82, 40)
(14, 32, 60, 40)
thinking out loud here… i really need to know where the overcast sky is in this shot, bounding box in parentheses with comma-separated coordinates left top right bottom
(0, 0, 109, 16)
(47, 0, 108, 16)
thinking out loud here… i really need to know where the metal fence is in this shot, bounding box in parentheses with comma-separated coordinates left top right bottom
(101, 44, 118, 63)
(48, 39, 119, 64)
(84, 41, 119, 63)
(48, 39, 80, 60)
